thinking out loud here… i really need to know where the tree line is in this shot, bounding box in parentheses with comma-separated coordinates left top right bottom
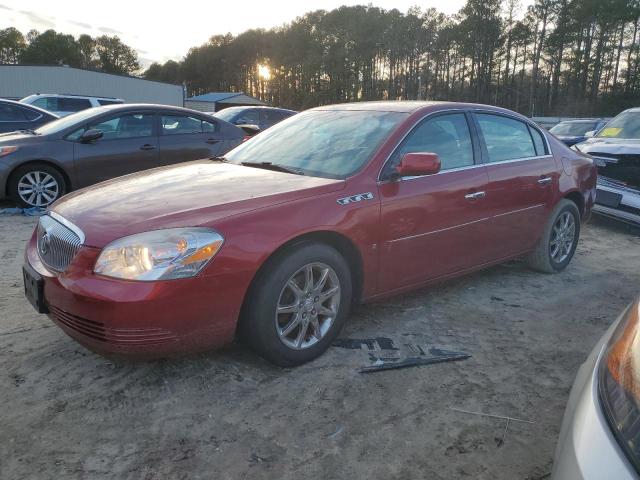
(0, 27, 140, 74)
(145, 0, 640, 116)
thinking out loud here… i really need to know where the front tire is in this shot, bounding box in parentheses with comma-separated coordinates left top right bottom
(241, 243, 352, 367)
(527, 199, 580, 273)
(9, 163, 66, 208)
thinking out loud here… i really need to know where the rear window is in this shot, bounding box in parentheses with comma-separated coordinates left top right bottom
(32, 97, 92, 112)
(20, 107, 42, 121)
(161, 114, 217, 135)
(58, 98, 92, 112)
(0, 104, 27, 121)
(476, 114, 537, 163)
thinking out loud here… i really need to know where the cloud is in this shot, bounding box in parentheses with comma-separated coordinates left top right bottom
(69, 20, 92, 29)
(98, 26, 123, 35)
(18, 10, 55, 29)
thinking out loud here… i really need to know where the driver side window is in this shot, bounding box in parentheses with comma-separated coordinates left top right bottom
(384, 113, 474, 178)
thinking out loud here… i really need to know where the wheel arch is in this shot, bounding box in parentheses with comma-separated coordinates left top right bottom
(6, 160, 71, 197)
(563, 190, 584, 218)
(236, 230, 365, 335)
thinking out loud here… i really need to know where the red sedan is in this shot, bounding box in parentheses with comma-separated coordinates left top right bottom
(23, 102, 596, 366)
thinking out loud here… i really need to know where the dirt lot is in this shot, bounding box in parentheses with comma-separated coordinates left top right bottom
(1, 213, 639, 480)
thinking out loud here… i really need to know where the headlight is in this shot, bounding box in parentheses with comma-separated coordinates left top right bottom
(598, 299, 640, 473)
(94, 228, 224, 281)
(0, 146, 18, 157)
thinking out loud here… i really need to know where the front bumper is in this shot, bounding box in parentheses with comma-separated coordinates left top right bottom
(551, 312, 637, 479)
(594, 179, 640, 225)
(25, 229, 248, 358)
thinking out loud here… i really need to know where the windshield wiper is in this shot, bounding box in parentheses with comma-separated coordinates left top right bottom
(211, 156, 228, 162)
(240, 161, 305, 176)
(18, 129, 39, 135)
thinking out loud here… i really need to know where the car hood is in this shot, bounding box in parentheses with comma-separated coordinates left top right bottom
(575, 137, 640, 154)
(0, 131, 45, 144)
(51, 160, 345, 247)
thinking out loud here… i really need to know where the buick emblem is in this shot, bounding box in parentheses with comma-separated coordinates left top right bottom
(39, 230, 51, 255)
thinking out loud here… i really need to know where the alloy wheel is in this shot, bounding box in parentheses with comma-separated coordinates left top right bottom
(275, 262, 341, 350)
(17, 171, 60, 207)
(550, 211, 576, 264)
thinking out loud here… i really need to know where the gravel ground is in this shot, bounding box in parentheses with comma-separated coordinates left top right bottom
(1, 213, 639, 480)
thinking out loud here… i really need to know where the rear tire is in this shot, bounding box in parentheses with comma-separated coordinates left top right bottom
(240, 243, 352, 367)
(9, 163, 66, 208)
(527, 199, 580, 273)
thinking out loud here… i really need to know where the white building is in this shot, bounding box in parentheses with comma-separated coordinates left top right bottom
(0, 65, 184, 106)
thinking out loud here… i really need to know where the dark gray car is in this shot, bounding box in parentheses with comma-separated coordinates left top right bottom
(0, 104, 245, 207)
(0, 99, 58, 134)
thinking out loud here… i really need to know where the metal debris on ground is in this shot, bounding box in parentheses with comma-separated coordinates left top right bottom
(333, 337, 471, 373)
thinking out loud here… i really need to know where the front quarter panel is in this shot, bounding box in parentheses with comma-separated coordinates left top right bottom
(203, 177, 381, 302)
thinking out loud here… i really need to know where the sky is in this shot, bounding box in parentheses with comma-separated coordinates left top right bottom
(0, 0, 480, 67)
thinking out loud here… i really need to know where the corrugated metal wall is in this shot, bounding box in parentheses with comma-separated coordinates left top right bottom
(0, 66, 184, 106)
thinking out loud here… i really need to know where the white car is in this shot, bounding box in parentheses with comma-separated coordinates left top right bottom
(574, 107, 640, 224)
(20, 94, 124, 117)
(552, 296, 640, 479)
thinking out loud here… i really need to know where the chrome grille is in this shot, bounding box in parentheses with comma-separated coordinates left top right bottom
(37, 214, 83, 272)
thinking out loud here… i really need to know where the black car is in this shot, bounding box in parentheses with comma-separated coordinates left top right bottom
(549, 118, 608, 147)
(0, 99, 58, 134)
(212, 106, 296, 135)
(0, 104, 244, 207)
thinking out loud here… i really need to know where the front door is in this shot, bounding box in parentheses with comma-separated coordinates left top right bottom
(473, 112, 558, 258)
(158, 113, 223, 166)
(378, 112, 493, 294)
(72, 111, 159, 187)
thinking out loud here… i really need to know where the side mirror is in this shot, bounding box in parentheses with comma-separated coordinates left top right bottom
(584, 130, 595, 138)
(396, 152, 441, 177)
(238, 124, 261, 137)
(81, 129, 103, 143)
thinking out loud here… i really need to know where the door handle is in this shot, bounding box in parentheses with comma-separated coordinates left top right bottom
(205, 138, 219, 144)
(140, 144, 156, 151)
(465, 191, 486, 200)
(537, 176, 552, 185)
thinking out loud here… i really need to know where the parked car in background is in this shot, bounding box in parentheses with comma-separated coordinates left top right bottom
(23, 101, 595, 366)
(212, 106, 296, 136)
(0, 99, 58, 134)
(0, 104, 244, 207)
(552, 295, 640, 479)
(574, 107, 640, 224)
(550, 118, 609, 146)
(20, 94, 124, 117)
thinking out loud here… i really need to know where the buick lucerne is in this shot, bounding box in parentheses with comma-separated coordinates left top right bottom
(23, 102, 597, 366)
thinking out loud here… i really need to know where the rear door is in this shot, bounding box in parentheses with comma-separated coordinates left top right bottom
(378, 111, 493, 293)
(158, 113, 224, 166)
(71, 110, 159, 186)
(473, 112, 558, 258)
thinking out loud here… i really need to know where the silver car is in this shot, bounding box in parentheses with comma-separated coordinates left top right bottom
(552, 296, 640, 479)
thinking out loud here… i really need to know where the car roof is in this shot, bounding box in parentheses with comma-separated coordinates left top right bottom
(0, 98, 59, 117)
(96, 104, 218, 115)
(21, 93, 124, 101)
(312, 100, 530, 117)
(218, 106, 297, 113)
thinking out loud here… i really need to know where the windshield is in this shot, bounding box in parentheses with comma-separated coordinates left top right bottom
(34, 107, 109, 135)
(550, 121, 597, 136)
(213, 108, 243, 122)
(597, 111, 640, 139)
(225, 109, 406, 179)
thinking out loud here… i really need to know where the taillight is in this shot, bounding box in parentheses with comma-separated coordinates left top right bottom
(599, 299, 640, 474)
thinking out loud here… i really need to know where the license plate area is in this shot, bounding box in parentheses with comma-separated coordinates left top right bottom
(596, 189, 623, 208)
(23, 264, 48, 314)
